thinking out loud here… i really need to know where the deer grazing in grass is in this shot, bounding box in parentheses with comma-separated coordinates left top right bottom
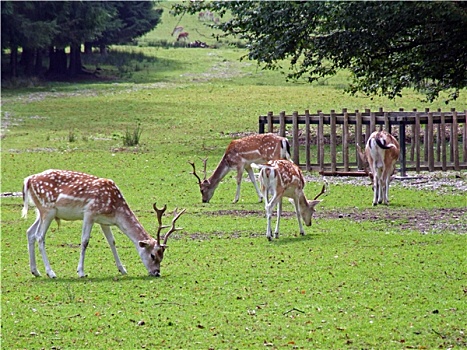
(22, 169, 185, 278)
(171, 26, 184, 37)
(176, 32, 189, 42)
(189, 133, 291, 203)
(254, 160, 325, 241)
(357, 130, 400, 206)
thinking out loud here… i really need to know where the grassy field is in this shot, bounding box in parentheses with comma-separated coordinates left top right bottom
(1, 3, 466, 349)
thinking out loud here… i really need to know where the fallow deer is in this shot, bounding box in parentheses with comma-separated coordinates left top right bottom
(189, 133, 291, 203)
(254, 160, 325, 241)
(22, 169, 185, 278)
(176, 32, 189, 42)
(357, 130, 400, 206)
(171, 26, 184, 37)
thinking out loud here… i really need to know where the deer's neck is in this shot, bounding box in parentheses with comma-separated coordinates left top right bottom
(115, 205, 152, 244)
(297, 191, 309, 208)
(207, 157, 231, 187)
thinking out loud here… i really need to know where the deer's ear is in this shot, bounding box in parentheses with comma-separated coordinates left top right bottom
(309, 200, 322, 209)
(138, 240, 151, 248)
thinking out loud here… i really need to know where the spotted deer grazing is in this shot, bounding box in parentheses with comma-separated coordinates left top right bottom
(22, 169, 185, 278)
(254, 160, 325, 241)
(189, 133, 291, 203)
(357, 130, 400, 206)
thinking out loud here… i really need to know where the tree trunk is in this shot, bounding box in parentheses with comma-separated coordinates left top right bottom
(20, 47, 35, 76)
(68, 43, 83, 77)
(34, 48, 44, 76)
(10, 46, 18, 77)
(84, 42, 93, 55)
(99, 43, 108, 56)
(48, 46, 68, 76)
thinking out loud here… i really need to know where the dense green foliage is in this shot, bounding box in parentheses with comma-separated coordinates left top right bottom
(1, 1, 162, 77)
(173, 1, 467, 103)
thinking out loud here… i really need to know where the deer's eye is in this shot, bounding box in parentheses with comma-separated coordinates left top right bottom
(151, 254, 156, 260)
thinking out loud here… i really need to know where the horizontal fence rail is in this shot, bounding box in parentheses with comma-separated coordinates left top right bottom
(258, 108, 467, 175)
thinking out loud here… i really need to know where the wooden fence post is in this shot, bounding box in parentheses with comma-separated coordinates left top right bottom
(356, 110, 363, 169)
(384, 111, 391, 133)
(370, 111, 376, 133)
(279, 111, 286, 137)
(330, 110, 337, 172)
(292, 111, 299, 164)
(305, 110, 311, 171)
(464, 110, 467, 163)
(428, 112, 434, 171)
(343, 108, 349, 171)
(452, 109, 459, 170)
(399, 116, 407, 177)
(415, 112, 421, 173)
(267, 111, 273, 133)
(318, 112, 324, 172)
(424, 108, 430, 162)
(441, 112, 446, 171)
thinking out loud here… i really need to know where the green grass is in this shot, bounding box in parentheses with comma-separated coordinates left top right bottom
(1, 3, 466, 349)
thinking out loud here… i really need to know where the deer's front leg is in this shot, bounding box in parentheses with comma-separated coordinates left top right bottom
(274, 199, 282, 239)
(100, 225, 127, 275)
(77, 218, 94, 278)
(233, 167, 244, 203)
(291, 197, 305, 235)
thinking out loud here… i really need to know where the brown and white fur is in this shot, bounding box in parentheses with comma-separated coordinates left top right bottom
(254, 160, 324, 240)
(357, 131, 400, 206)
(189, 133, 291, 203)
(22, 169, 185, 278)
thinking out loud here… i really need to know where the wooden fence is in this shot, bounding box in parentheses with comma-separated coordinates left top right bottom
(258, 108, 467, 176)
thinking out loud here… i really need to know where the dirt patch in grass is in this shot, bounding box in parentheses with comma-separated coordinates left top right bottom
(205, 207, 466, 234)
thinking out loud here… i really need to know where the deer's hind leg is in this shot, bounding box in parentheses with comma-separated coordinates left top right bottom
(27, 214, 42, 277)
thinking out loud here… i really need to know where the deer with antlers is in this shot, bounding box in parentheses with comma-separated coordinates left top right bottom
(254, 160, 325, 240)
(357, 130, 400, 206)
(189, 133, 291, 203)
(22, 169, 185, 278)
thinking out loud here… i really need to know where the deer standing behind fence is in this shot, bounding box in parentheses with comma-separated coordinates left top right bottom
(22, 169, 185, 278)
(254, 160, 325, 240)
(189, 133, 291, 203)
(357, 131, 400, 206)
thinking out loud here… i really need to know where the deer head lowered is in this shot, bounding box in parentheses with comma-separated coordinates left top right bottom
(189, 133, 291, 203)
(254, 160, 326, 241)
(357, 130, 400, 206)
(22, 169, 186, 278)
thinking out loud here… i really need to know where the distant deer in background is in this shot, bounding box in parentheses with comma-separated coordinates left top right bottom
(357, 131, 400, 206)
(177, 32, 189, 42)
(22, 169, 186, 278)
(171, 26, 184, 37)
(189, 133, 291, 203)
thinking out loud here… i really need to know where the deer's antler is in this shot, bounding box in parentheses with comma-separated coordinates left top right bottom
(199, 157, 208, 181)
(162, 208, 187, 245)
(153, 203, 169, 245)
(188, 161, 202, 184)
(313, 183, 327, 200)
